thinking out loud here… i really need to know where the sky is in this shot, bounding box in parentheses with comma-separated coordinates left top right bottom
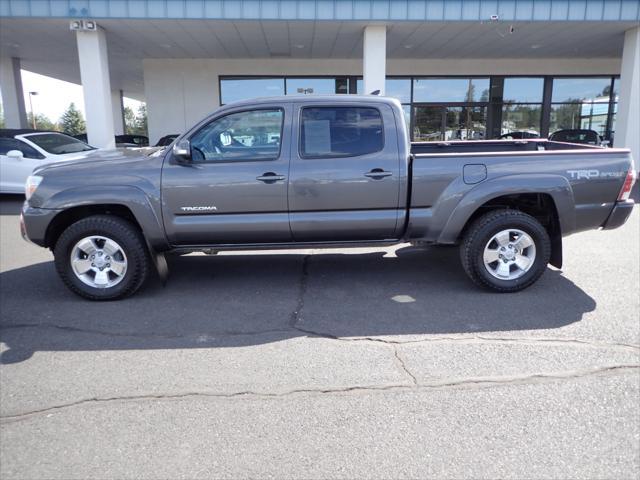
(0, 70, 143, 123)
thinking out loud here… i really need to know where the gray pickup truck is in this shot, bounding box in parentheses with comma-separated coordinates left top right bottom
(20, 96, 635, 300)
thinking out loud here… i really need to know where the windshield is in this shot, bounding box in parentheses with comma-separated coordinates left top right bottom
(25, 133, 95, 154)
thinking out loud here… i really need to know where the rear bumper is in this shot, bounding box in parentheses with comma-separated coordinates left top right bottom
(21, 202, 61, 247)
(602, 200, 635, 230)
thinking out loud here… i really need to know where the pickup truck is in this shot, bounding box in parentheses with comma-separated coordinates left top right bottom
(20, 96, 636, 300)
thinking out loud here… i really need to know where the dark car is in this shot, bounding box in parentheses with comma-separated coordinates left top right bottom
(115, 134, 149, 147)
(549, 129, 602, 146)
(72, 133, 149, 147)
(155, 134, 179, 147)
(499, 131, 540, 140)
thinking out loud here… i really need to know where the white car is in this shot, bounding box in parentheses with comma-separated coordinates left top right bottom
(0, 130, 97, 194)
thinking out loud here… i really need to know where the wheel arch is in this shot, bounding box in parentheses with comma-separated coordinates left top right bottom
(41, 185, 168, 251)
(438, 175, 574, 268)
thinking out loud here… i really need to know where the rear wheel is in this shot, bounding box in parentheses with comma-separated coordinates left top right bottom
(460, 209, 551, 292)
(53, 215, 150, 300)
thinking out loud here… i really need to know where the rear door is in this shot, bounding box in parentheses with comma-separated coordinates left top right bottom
(161, 104, 292, 245)
(288, 102, 402, 241)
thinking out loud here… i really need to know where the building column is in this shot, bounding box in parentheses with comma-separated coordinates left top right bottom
(616, 26, 639, 164)
(0, 57, 28, 128)
(363, 25, 386, 96)
(111, 89, 125, 135)
(76, 26, 115, 149)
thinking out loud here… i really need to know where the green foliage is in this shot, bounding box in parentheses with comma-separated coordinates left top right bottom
(27, 112, 59, 131)
(59, 103, 86, 136)
(124, 103, 148, 136)
(0, 102, 4, 129)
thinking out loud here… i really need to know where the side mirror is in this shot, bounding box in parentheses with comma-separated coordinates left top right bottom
(6, 150, 24, 160)
(172, 138, 191, 161)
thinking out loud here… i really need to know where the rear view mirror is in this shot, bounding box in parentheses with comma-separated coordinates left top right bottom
(172, 138, 191, 161)
(6, 150, 24, 160)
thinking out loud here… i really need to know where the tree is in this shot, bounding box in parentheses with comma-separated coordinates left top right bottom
(27, 112, 58, 131)
(0, 102, 5, 129)
(135, 104, 148, 136)
(123, 103, 148, 136)
(123, 106, 137, 133)
(59, 103, 86, 136)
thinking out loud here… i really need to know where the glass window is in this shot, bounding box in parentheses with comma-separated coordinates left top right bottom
(24, 133, 94, 154)
(0, 138, 44, 159)
(401, 105, 411, 130)
(286, 78, 348, 95)
(502, 78, 544, 103)
(413, 78, 490, 103)
(220, 78, 284, 104)
(552, 77, 612, 103)
(300, 107, 383, 158)
(501, 104, 542, 137)
(190, 109, 283, 162)
(355, 78, 411, 103)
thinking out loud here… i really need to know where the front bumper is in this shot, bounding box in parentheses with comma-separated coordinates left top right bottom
(21, 202, 62, 247)
(602, 200, 635, 230)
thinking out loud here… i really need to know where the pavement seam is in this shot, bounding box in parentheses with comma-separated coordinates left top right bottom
(288, 254, 310, 329)
(2, 364, 637, 423)
(393, 347, 418, 385)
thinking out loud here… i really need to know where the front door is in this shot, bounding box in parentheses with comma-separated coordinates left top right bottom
(288, 102, 403, 242)
(162, 105, 292, 245)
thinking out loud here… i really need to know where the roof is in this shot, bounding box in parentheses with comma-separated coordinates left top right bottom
(2, 0, 638, 22)
(219, 94, 402, 109)
(0, 129, 57, 138)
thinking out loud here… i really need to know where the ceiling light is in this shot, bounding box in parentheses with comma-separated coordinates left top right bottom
(404, 44, 414, 49)
(531, 44, 542, 49)
(159, 44, 172, 49)
(294, 44, 305, 49)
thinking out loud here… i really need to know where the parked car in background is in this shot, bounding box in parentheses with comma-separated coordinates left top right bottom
(499, 131, 540, 140)
(0, 129, 96, 193)
(115, 134, 149, 147)
(72, 133, 150, 148)
(548, 129, 606, 146)
(155, 134, 179, 147)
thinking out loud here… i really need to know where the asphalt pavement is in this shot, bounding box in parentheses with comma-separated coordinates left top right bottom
(1, 194, 639, 479)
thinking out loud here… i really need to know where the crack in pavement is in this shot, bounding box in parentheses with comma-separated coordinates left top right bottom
(289, 254, 310, 329)
(393, 347, 418, 385)
(2, 364, 637, 423)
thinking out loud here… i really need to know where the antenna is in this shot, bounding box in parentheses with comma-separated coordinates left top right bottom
(370, 90, 380, 96)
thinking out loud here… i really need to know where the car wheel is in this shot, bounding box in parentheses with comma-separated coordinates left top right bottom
(53, 215, 150, 300)
(460, 209, 551, 292)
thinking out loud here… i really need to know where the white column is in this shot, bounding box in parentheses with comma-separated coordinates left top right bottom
(616, 26, 639, 164)
(0, 57, 28, 128)
(111, 89, 125, 135)
(76, 26, 115, 149)
(363, 25, 386, 96)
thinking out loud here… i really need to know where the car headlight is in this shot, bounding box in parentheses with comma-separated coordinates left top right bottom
(25, 175, 43, 200)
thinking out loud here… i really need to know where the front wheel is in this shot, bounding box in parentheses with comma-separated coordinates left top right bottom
(53, 215, 150, 300)
(460, 209, 551, 292)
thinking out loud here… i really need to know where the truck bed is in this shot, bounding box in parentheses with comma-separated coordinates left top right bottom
(410, 139, 601, 155)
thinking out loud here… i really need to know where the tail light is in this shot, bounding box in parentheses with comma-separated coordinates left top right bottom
(618, 168, 636, 201)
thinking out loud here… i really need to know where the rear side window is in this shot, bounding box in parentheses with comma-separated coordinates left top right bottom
(300, 107, 384, 158)
(0, 138, 44, 159)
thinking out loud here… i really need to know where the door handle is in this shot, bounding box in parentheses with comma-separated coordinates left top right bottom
(256, 172, 286, 183)
(364, 168, 393, 179)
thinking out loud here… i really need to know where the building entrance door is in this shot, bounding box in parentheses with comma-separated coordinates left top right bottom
(413, 105, 487, 141)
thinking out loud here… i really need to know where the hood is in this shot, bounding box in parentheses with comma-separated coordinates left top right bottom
(34, 148, 152, 176)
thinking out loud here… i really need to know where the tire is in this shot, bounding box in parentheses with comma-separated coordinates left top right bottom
(53, 215, 150, 300)
(460, 209, 551, 293)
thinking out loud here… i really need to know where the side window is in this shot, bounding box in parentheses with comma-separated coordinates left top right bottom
(300, 107, 384, 158)
(190, 109, 283, 162)
(0, 138, 44, 159)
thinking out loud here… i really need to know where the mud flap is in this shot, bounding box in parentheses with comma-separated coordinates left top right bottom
(153, 251, 169, 286)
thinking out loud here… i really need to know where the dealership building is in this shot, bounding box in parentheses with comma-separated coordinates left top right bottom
(0, 0, 639, 161)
